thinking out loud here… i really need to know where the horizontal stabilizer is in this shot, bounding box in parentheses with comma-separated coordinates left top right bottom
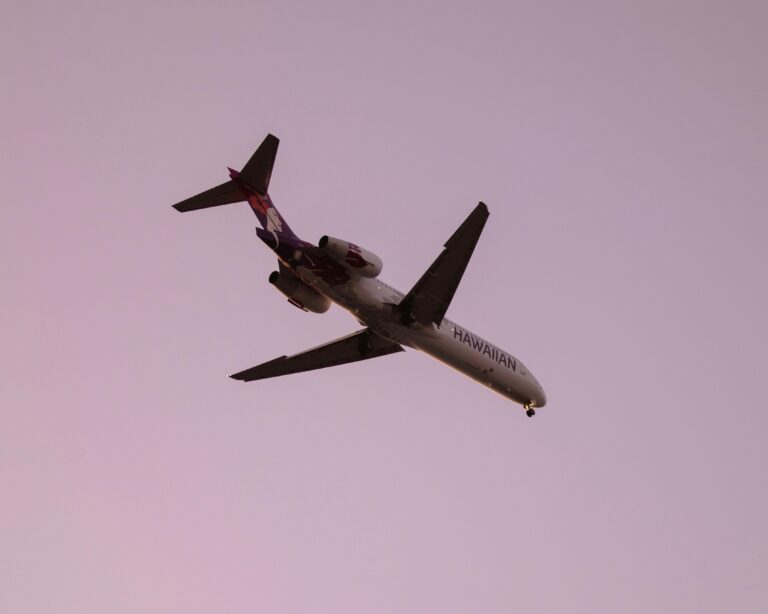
(230, 329, 403, 382)
(172, 179, 245, 212)
(398, 202, 489, 326)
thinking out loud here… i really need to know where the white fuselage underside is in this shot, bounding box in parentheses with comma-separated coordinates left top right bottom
(295, 266, 546, 408)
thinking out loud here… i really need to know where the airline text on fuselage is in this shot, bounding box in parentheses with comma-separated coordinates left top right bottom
(452, 325, 517, 371)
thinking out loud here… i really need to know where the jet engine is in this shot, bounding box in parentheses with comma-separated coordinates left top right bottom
(318, 235, 383, 278)
(269, 270, 331, 313)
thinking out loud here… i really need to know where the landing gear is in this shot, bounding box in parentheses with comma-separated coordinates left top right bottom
(524, 404, 536, 418)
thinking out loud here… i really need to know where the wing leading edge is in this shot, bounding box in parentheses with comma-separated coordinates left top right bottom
(229, 329, 403, 382)
(397, 202, 489, 327)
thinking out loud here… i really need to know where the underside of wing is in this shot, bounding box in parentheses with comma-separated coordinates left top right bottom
(229, 329, 403, 382)
(398, 202, 489, 326)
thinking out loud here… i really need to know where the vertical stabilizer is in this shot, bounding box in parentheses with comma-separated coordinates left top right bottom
(240, 134, 279, 195)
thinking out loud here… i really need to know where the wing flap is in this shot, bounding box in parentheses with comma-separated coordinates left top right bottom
(398, 202, 489, 326)
(229, 329, 403, 382)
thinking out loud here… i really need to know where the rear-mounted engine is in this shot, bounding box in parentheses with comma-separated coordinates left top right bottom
(318, 235, 383, 278)
(269, 270, 331, 313)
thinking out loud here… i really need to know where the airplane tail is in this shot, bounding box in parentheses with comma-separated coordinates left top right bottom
(172, 134, 296, 238)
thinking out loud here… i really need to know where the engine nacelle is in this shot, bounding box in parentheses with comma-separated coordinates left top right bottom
(269, 270, 331, 313)
(318, 235, 383, 278)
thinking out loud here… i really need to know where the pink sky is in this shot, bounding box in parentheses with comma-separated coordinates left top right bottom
(2, 1, 767, 612)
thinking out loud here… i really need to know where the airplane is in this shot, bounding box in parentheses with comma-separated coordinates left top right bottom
(172, 134, 547, 417)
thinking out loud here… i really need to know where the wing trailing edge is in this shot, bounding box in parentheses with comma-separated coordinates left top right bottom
(397, 202, 489, 327)
(229, 328, 403, 382)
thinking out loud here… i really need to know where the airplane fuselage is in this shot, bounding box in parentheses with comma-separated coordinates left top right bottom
(269, 233, 546, 408)
(173, 134, 547, 414)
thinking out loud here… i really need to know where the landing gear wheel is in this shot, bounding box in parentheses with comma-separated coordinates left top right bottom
(525, 405, 536, 418)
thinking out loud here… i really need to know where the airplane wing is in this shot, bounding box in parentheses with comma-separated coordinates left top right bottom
(229, 329, 404, 382)
(398, 202, 489, 327)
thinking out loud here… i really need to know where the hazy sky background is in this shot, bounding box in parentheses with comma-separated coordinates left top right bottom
(2, 1, 767, 612)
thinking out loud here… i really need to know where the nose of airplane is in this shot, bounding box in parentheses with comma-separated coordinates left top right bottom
(526, 374, 547, 408)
